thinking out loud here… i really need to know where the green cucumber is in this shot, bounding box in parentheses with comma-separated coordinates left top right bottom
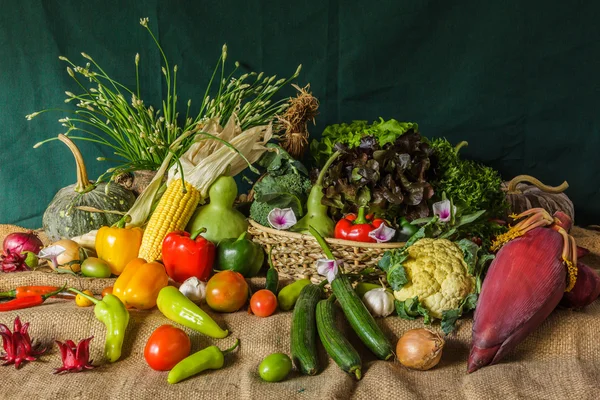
(316, 295, 362, 380)
(290, 282, 323, 375)
(278, 279, 311, 311)
(331, 274, 394, 360)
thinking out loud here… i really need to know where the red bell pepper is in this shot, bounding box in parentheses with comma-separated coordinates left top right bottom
(334, 207, 385, 243)
(161, 228, 216, 283)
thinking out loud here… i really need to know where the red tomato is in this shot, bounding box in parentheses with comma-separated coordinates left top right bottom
(250, 289, 278, 317)
(101, 286, 113, 298)
(205, 270, 249, 312)
(144, 325, 191, 371)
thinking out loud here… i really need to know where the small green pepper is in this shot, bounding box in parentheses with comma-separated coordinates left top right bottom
(168, 339, 240, 384)
(157, 286, 229, 338)
(68, 288, 129, 363)
(277, 279, 312, 311)
(216, 232, 265, 277)
(354, 282, 393, 298)
(265, 248, 279, 295)
(292, 151, 340, 237)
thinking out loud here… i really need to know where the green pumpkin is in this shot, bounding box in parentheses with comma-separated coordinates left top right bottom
(43, 135, 135, 241)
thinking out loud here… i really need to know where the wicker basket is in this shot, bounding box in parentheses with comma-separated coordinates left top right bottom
(248, 219, 405, 283)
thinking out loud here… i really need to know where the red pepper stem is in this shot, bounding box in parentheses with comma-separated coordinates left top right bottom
(221, 338, 240, 354)
(353, 207, 369, 225)
(0, 289, 17, 298)
(67, 288, 100, 305)
(42, 284, 68, 300)
(190, 227, 207, 241)
(236, 231, 248, 242)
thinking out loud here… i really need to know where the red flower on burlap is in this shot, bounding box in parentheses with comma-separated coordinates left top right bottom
(54, 336, 95, 374)
(0, 316, 46, 368)
(1, 249, 28, 272)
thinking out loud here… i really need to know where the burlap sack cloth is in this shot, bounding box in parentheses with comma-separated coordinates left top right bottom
(1, 225, 599, 400)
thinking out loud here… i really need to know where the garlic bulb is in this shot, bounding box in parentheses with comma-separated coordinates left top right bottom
(363, 288, 395, 317)
(179, 277, 206, 303)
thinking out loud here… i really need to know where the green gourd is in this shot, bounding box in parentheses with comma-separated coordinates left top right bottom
(186, 175, 248, 243)
(292, 151, 340, 238)
(43, 135, 135, 241)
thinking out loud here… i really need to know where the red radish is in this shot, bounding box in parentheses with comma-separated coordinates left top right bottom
(560, 262, 600, 309)
(2, 231, 43, 256)
(468, 209, 577, 373)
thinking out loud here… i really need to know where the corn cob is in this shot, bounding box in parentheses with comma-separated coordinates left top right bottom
(138, 179, 200, 262)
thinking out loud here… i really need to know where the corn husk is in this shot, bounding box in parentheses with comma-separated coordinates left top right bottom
(125, 114, 270, 228)
(167, 114, 272, 198)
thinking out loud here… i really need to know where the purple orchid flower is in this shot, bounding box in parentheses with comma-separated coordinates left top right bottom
(267, 208, 297, 230)
(432, 199, 456, 223)
(368, 223, 396, 243)
(316, 259, 341, 283)
(37, 245, 66, 269)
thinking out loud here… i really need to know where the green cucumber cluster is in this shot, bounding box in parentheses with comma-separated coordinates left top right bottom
(290, 274, 394, 379)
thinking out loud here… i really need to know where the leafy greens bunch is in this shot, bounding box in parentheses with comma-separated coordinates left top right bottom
(319, 130, 438, 224)
(310, 118, 418, 167)
(429, 138, 508, 247)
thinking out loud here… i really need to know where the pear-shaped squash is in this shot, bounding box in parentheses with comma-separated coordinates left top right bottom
(501, 175, 574, 223)
(43, 135, 135, 241)
(186, 175, 248, 243)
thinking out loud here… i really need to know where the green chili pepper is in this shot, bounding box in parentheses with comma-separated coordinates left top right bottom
(167, 339, 240, 384)
(292, 151, 340, 237)
(156, 286, 229, 338)
(216, 232, 265, 277)
(68, 288, 129, 363)
(265, 248, 279, 295)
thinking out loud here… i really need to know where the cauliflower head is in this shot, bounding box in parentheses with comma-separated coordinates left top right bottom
(393, 238, 475, 319)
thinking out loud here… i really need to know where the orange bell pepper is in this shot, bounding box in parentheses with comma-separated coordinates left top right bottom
(113, 258, 169, 310)
(96, 218, 144, 276)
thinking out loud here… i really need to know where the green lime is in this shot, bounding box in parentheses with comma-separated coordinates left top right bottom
(81, 257, 112, 278)
(258, 353, 292, 382)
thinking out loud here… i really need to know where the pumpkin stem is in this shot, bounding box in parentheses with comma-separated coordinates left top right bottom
(506, 174, 569, 194)
(58, 134, 93, 193)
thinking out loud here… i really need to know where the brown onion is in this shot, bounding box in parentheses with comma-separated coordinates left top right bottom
(396, 328, 444, 370)
(3, 231, 43, 255)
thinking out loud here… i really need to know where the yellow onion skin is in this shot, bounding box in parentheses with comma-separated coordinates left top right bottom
(396, 328, 445, 370)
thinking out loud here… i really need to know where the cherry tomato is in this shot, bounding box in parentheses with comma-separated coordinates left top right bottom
(205, 270, 249, 312)
(144, 325, 191, 371)
(101, 286, 113, 298)
(250, 289, 278, 317)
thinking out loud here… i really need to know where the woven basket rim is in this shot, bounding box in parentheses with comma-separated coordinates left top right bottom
(248, 219, 405, 249)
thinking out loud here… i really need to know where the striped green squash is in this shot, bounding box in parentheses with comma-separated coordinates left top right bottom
(43, 135, 135, 241)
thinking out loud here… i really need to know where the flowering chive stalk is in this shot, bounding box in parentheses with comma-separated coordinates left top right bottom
(28, 17, 301, 181)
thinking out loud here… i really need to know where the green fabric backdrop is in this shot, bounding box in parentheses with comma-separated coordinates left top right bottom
(2, 0, 599, 228)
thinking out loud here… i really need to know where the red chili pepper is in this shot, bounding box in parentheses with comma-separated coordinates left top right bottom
(161, 228, 216, 283)
(0, 286, 74, 300)
(334, 207, 386, 243)
(0, 286, 66, 312)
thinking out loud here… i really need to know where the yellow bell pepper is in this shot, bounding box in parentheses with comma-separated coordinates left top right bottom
(96, 219, 144, 276)
(113, 258, 169, 310)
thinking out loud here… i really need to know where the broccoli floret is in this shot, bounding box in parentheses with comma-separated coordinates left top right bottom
(250, 201, 273, 226)
(250, 173, 312, 226)
(254, 173, 312, 199)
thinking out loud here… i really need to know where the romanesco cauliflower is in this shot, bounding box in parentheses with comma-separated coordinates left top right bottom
(394, 238, 475, 319)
